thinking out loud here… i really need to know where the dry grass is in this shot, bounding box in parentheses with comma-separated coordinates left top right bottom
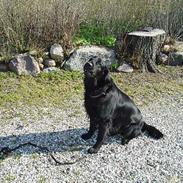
(0, 0, 86, 53)
(0, 0, 182, 57)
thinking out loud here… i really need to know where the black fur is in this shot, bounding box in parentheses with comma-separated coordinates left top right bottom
(82, 56, 163, 154)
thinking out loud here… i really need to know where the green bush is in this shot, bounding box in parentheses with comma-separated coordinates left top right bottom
(73, 23, 116, 47)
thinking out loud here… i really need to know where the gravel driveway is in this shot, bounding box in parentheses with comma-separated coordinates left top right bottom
(0, 95, 182, 183)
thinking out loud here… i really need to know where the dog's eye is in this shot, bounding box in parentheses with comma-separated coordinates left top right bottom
(96, 58, 102, 65)
(84, 62, 93, 71)
(88, 58, 93, 62)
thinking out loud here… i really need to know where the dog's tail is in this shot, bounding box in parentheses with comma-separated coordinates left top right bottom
(142, 122, 163, 139)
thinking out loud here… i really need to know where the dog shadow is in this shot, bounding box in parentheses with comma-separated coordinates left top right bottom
(0, 128, 121, 156)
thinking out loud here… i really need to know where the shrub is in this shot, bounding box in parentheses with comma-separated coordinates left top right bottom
(73, 22, 116, 47)
(0, 0, 86, 54)
(0, 0, 182, 56)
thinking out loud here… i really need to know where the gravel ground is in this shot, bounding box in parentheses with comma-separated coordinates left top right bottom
(0, 95, 183, 183)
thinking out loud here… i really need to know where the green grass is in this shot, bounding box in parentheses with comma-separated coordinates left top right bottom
(112, 68, 183, 106)
(73, 23, 116, 47)
(0, 71, 83, 107)
(0, 67, 182, 108)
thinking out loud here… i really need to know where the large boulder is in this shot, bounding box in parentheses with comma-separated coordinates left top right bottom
(50, 43, 64, 61)
(63, 46, 117, 71)
(9, 54, 40, 76)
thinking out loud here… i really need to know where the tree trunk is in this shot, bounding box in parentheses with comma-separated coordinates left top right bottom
(115, 29, 166, 73)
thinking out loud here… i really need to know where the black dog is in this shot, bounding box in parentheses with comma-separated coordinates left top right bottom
(81, 56, 163, 154)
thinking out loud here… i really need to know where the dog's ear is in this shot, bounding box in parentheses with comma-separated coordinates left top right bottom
(103, 66, 109, 75)
(103, 66, 110, 80)
(88, 57, 93, 62)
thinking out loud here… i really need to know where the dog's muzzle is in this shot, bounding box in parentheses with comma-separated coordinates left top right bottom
(84, 62, 93, 75)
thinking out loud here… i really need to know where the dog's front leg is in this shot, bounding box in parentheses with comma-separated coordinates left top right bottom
(88, 120, 110, 154)
(81, 120, 97, 140)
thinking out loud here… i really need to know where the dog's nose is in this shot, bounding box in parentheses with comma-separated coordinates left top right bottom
(84, 62, 93, 71)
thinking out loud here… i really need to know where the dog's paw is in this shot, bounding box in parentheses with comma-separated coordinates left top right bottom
(121, 138, 129, 145)
(81, 133, 91, 140)
(88, 147, 98, 154)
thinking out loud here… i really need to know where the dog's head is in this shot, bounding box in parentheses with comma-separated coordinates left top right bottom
(84, 57, 109, 80)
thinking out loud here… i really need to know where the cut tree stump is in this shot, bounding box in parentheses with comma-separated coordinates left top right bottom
(115, 28, 166, 73)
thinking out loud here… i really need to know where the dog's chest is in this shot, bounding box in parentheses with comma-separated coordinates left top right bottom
(85, 96, 113, 119)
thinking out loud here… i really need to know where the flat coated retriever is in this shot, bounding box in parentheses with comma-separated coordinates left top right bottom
(81, 56, 163, 154)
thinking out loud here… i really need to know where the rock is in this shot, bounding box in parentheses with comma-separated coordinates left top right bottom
(173, 41, 183, 52)
(0, 63, 8, 72)
(64, 46, 116, 71)
(169, 52, 183, 66)
(161, 44, 175, 53)
(39, 63, 44, 70)
(37, 57, 44, 64)
(162, 45, 171, 53)
(50, 43, 64, 61)
(43, 67, 60, 72)
(9, 54, 40, 76)
(44, 59, 56, 67)
(159, 53, 169, 64)
(117, 63, 133, 73)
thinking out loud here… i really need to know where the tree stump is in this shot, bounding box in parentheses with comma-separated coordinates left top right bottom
(115, 28, 166, 73)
